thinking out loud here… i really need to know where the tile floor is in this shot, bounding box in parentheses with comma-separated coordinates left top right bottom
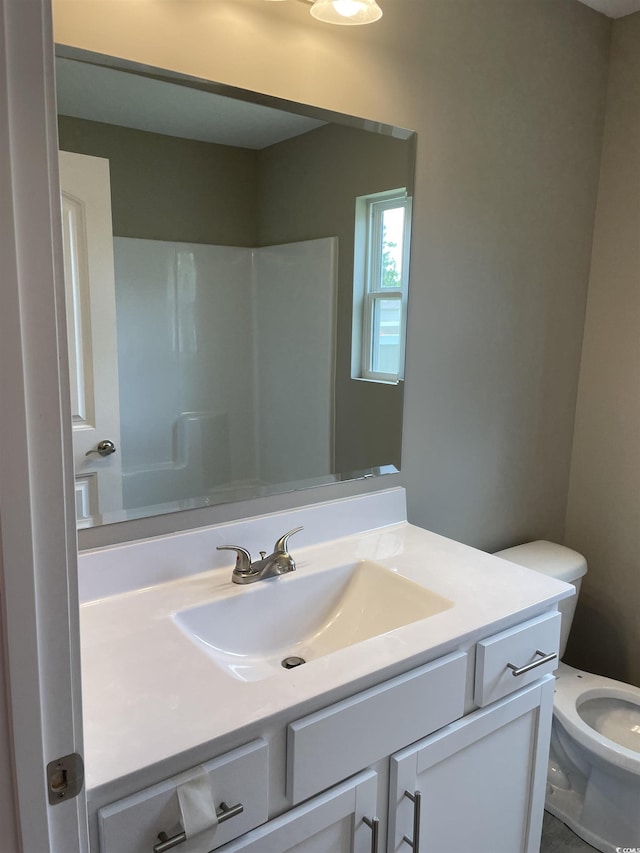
(540, 812, 599, 852)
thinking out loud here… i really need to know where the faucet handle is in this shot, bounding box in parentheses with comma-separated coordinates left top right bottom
(216, 545, 252, 572)
(273, 526, 304, 554)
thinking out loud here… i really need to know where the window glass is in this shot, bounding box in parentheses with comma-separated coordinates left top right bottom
(380, 206, 404, 288)
(371, 297, 402, 374)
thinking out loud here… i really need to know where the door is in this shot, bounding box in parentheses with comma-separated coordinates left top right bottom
(59, 150, 123, 523)
(0, 0, 87, 850)
(219, 771, 379, 853)
(388, 678, 554, 853)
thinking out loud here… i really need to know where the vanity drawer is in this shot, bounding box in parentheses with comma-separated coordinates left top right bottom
(286, 651, 467, 804)
(98, 739, 268, 853)
(474, 610, 561, 707)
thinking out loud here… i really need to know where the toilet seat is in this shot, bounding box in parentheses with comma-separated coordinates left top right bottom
(553, 662, 640, 775)
(578, 695, 640, 753)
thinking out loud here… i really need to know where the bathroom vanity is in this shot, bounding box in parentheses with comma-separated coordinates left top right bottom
(79, 489, 572, 852)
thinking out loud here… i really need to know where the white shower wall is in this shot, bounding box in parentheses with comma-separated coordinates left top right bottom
(113, 236, 336, 510)
(254, 239, 337, 486)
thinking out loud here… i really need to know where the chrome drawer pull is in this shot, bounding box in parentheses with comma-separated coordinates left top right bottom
(402, 789, 421, 850)
(363, 815, 379, 853)
(507, 649, 557, 677)
(153, 801, 244, 852)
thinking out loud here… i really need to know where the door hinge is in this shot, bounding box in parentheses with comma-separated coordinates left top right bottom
(46, 752, 84, 805)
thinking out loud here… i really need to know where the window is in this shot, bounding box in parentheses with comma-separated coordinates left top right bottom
(352, 188, 412, 383)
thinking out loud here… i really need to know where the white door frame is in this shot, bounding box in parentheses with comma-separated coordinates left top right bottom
(0, 0, 87, 850)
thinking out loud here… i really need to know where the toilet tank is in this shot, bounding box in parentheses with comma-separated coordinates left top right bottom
(494, 540, 587, 658)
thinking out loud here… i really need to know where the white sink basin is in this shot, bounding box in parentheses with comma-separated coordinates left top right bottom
(172, 560, 453, 681)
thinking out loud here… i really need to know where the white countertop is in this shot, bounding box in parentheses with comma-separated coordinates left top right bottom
(80, 495, 572, 793)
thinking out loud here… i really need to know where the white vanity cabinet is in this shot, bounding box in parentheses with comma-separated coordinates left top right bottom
(285, 653, 468, 806)
(81, 492, 572, 853)
(383, 610, 560, 853)
(94, 611, 561, 853)
(218, 771, 379, 853)
(215, 670, 552, 853)
(388, 677, 555, 853)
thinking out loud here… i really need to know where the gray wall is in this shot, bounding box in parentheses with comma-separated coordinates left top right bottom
(565, 12, 640, 687)
(399, 2, 610, 551)
(53, 0, 611, 556)
(58, 116, 260, 245)
(258, 123, 413, 471)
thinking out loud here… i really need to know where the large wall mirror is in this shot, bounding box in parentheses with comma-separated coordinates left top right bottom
(55, 47, 416, 529)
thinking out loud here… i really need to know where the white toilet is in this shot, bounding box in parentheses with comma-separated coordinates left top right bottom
(495, 541, 640, 853)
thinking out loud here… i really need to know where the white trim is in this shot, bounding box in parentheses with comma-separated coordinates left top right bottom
(0, 0, 87, 850)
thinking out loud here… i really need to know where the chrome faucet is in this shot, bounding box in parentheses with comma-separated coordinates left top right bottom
(217, 526, 304, 585)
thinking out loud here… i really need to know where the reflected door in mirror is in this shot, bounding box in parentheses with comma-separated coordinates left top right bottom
(60, 151, 123, 523)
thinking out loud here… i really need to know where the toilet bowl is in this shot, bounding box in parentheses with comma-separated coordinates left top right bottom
(495, 541, 640, 853)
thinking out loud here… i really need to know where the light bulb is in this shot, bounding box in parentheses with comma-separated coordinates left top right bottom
(310, 0, 382, 25)
(332, 0, 362, 17)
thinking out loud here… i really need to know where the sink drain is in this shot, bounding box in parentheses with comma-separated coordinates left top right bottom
(281, 656, 306, 669)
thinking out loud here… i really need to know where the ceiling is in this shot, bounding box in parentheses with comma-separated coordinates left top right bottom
(55, 0, 640, 145)
(576, 0, 640, 17)
(55, 58, 326, 149)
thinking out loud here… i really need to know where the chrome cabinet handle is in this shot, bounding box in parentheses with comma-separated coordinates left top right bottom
(402, 790, 421, 850)
(85, 439, 116, 457)
(363, 815, 379, 853)
(273, 526, 304, 553)
(507, 649, 557, 677)
(153, 801, 244, 852)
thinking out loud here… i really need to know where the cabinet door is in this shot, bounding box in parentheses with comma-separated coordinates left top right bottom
(388, 677, 554, 853)
(219, 770, 379, 853)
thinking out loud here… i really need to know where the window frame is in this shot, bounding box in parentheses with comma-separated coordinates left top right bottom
(352, 188, 412, 384)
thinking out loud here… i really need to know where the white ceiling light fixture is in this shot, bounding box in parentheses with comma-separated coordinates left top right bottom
(310, 0, 383, 25)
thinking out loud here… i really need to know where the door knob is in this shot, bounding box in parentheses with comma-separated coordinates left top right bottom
(85, 439, 116, 458)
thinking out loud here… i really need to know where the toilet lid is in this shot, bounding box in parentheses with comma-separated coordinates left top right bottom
(494, 540, 587, 583)
(578, 696, 640, 754)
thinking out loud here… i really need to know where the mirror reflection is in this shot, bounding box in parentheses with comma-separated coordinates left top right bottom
(55, 49, 416, 528)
